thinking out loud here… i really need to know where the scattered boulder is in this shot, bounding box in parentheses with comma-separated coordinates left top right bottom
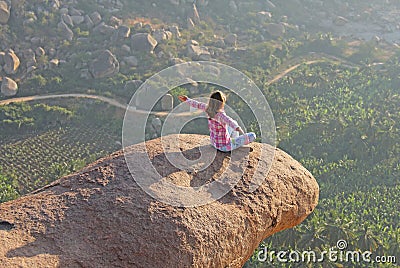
(71, 15, 84, 25)
(89, 11, 102, 25)
(58, 20, 74, 41)
(161, 93, 174, 111)
(35, 47, 45, 58)
(109, 16, 122, 27)
(169, 25, 181, 38)
(1, 77, 18, 96)
(80, 68, 91, 79)
(61, 14, 73, 27)
(84, 14, 94, 28)
(3, 49, 20, 75)
(49, 59, 59, 68)
(187, 17, 195, 29)
(117, 25, 131, 39)
(153, 29, 168, 43)
(265, 0, 276, 9)
(89, 50, 119, 79)
(151, 117, 162, 135)
(334, 16, 349, 26)
(189, 3, 201, 24)
(265, 23, 286, 38)
(93, 22, 116, 36)
(183, 77, 199, 94)
(0, 134, 319, 267)
(224, 33, 237, 47)
(120, 44, 131, 54)
(0, 1, 10, 24)
(257, 11, 272, 23)
(131, 33, 158, 53)
(187, 40, 211, 60)
(228, 0, 238, 12)
(0, 51, 4, 65)
(124, 79, 143, 92)
(123, 56, 138, 67)
(68, 7, 82, 16)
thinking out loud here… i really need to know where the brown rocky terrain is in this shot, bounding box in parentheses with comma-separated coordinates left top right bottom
(0, 134, 319, 267)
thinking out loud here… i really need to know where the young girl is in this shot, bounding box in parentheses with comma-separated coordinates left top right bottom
(178, 91, 256, 152)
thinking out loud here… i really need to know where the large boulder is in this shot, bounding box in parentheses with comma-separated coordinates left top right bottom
(0, 1, 10, 24)
(0, 134, 319, 267)
(89, 50, 119, 78)
(131, 33, 158, 53)
(1, 77, 18, 96)
(3, 49, 20, 75)
(57, 20, 74, 41)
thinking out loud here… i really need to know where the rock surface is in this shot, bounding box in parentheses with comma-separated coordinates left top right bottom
(131, 33, 158, 53)
(0, 1, 10, 24)
(0, 134, 319, 268)
(89, 49, 119, 78)
(3, 50, 20, 75)
(1, 77, 18, 96)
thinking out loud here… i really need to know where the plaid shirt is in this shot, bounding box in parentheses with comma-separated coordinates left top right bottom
(185, 97, 239, 149)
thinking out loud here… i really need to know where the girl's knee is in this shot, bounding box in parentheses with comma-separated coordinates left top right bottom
(249, 132, 256, 142)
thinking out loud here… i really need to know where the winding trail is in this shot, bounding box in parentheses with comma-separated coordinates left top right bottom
(0, 93, 198, 117)
(0, 55, 358, 114)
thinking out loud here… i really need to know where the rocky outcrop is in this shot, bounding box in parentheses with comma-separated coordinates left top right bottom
(131, 33, 158, 53)
(58, 20, 74, 41)
(89, 50, 119, 79)
(3, 49, 20, 75)
(1, 77, 18, 96)
(0, 1, 10, 24)
(0, 134, 319, 267)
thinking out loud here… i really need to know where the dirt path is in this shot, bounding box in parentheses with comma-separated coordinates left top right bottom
(0, 55, 356, 113)
(0, 93, 199, 117)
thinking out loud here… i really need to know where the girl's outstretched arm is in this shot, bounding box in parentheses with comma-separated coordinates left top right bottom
(179, 95, 207, 111)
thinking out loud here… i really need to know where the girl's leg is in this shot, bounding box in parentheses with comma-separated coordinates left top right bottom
(227, 125, 239, 138)
(216, 132, 256, 152)
(230, 132, 256, 150)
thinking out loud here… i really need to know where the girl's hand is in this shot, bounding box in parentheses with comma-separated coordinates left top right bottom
(178, 95, 188, 102)
(236, 127, 244, 135)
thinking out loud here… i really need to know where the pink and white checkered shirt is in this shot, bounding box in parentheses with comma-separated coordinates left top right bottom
(185, 97, 239, 149)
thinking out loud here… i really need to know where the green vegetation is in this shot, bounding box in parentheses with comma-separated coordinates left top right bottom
(0, 100, 122, 195)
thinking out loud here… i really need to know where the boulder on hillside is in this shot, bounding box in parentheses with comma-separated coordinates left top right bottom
(1, 77, 18, 96)
(187, 40, 211, 60)
(3, 49, 20, 75)
(57, 20, 74, 41)
(93, 22, 116, 36)
(189, 3, 200, 24)
(116, 25, 130, 39)
(0, 134, 319, 267)
(224, 33, 237, 47)
(124, 79, 143, 92)
(131, 33, 158, 53)
(0, 51, 4, 65)
(0, 1, 10, 24)
(169, 25, 181, 38)
(89, 50, 119, 79)
(61, 14, 73, 27)
(89, 11, 102, 25)
(265, 23, 286, 38)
